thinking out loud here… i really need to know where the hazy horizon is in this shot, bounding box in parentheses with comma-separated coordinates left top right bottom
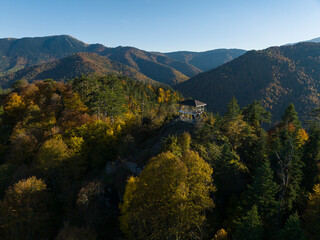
(1, 0, 320, 52)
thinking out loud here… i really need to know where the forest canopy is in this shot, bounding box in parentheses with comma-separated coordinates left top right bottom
(0, 74, 319, 240)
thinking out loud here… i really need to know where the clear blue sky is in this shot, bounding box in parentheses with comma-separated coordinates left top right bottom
(1, 0, 320, 52)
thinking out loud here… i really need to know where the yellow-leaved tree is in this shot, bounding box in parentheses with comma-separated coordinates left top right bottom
(157, 87, 165, 103)
(37, 138, 70, 170)
(36, 138, 70, 190)
(4, 92, 26, 118)
(213, 229, 228, 240)
(119, 150, 215, 240)
(0, 176, 53, 240)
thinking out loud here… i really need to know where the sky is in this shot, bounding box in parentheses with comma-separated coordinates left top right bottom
(1, 0, 320, 52)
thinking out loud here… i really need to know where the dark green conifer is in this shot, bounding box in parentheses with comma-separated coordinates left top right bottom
(301, 124, 320, 192)
(242, 100, 271, 129)
(238, 129, 268, 174)
(234, 205, 263, 240)
(280, 213, 306, 240)
(271, 131, 304, 212)
(269, 105, 304, 212)
(225, 96, 241, 120)
(281, 103, 301, 129)
(246, 158, 279, 222)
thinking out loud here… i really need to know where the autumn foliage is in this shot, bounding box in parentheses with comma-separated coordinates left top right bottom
(0, 75, 318, 240)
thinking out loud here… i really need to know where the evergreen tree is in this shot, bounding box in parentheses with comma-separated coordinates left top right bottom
(234, 205, 263, 240)
(246, 159, 280, 223)
(72, 75, 126, 118)
(280, 213, 306, 240)
(242, 100, 271, 130)
(271, 131, 304, 212)
(214, 143, 247, 197)
(92, 75, 126, 118)
(281, 103, 301, 129)
(301, 124, 320, 192)
(237, 129, 268, 174)
(269, 105, 304, 212)
(225, 96, 241, 120)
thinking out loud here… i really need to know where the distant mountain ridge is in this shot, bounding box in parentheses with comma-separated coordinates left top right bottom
(163, 49, 246, 71)
(176, 42, 320, 122)
(0, 35, 247, 86)
(0, 52, 156, 88)
(0, 35, 200, 85)
(285, 36, 320, 46)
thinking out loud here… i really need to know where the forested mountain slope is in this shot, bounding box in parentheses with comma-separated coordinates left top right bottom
(176, 42, 320, 122)
(0, 35, 88, 75)
(0, 52, 156, 88)
(98, 46, 202, 85)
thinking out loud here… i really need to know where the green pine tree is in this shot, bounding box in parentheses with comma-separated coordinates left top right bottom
(214, 143, 248, 197)
(225, 96, 241, 120)
(246, 158, 280, 222)
(234, 205, 263, 240)
(302, 124, 320, 192)
(281, 103, 301, 129)
(237, 129, 268, 174)
(73, 75, 126, 118)
(242, 100, 271, 130)
(269, 106, 304, 213)
(271, 131, 304, 212)
(280, 213, 306, 240)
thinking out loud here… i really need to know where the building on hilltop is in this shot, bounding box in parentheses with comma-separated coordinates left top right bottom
(178, 99, 206, 124)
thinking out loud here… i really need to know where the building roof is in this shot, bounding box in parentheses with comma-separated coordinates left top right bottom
(179, 99, 207, 107)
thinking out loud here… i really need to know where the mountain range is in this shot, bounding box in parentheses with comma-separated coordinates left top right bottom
(0, 35, 245, 86)
(176, 42, 320, 122)
(1, 34, 320, 122)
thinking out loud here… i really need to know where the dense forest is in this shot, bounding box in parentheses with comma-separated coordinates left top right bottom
(1, 74, 320, 240)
